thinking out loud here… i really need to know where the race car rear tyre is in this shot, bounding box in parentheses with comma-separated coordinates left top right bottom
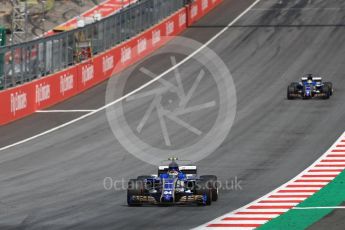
(196, 181, 212, 206)
(127, 179, 144, 206)
(324, 82, 333, 96)
(200, 175, 218, 201)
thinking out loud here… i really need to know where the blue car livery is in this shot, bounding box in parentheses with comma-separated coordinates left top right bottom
(127, 158, 218, 206)
(287, 74, 333, 100)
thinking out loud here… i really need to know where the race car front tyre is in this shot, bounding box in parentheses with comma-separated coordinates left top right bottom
(287, 86, 295, 100)
(196, 181, 212, 206)
(324, 82, 333, 96)
(200, 175, 218, 201)
(322, 85, 331, 99)
(127, 179, 144, 206)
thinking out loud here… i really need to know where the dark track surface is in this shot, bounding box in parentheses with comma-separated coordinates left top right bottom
(309, 202, 345, 230)
(1, 0, 345, 229)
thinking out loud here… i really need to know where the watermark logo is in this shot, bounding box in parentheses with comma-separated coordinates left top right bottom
(179, 12, 186, 27)
(137, 38, 147, 54)
(121, 46, 132, 64)
(10, 91, 27, 115)
(81, 64, 94, 85)
(105, 36, 236, 166)
(103, 177, 242, 192)
(202, 0, 209, 11)
(152, 29, 161, 46)
(35, 83, 51, 105)
(191, 5, 198, 19)
(102, 55, 114, 73)
(60, 74, 74, 95)
(165, 21, 175, 36)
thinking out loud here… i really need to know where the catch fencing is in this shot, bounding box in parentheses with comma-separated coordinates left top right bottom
(0, 0, 185, 89)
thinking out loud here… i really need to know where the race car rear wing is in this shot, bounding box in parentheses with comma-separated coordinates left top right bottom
(301, 77, 322, 81)
(158, 165, 197, 176)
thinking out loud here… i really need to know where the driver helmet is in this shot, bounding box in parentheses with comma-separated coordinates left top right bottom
(307, 74, 313, 83)
(168, 160, 179, 176)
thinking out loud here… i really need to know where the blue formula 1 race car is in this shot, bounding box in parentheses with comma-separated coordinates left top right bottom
(127, 158, 218, 206)
(287, 74, 333, 100)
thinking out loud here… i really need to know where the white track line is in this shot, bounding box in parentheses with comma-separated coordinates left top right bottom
(251, 8, 344, 11)
(304, 171, 341, 175)
(327, 152, 345, 155)
(290, 182, 329, 185)
(270, 193, 315, 196)
(232, 214, 279, 217)
(219, 220, 268, 224)
(249, 202, 298, 205)
(206, 228, 255, 230)
(293, 206, 345, 210)
(0, 0, 261, 152)
(36, 110, 96, 113)
(240, 208, 290, 212)
(261, 197, 306, 201)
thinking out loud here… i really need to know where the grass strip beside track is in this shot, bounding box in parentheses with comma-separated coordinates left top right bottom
(258, 170, 345, 229)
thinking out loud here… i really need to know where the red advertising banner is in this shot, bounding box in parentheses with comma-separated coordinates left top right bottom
(77, 59, 97, 91)
(0, 67, 79, 123)
(36, 67, 78, 110)
(0, 1, 222, 125)
(0, 83, 35, 124)
(57, 68, 79, 101)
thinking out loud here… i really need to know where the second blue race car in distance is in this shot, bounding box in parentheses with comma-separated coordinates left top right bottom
(287, 74, 333, 100)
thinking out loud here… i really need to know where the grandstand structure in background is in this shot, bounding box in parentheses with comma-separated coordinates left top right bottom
(1, 0, 56, 43)
(1, 0, 181, 89)
(11, 0, 28, 44)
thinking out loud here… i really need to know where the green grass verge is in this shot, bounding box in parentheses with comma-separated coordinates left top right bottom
(258, 170, 345, 230)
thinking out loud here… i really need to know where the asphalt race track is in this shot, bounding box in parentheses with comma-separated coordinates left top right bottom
(1, 0, 345, 229)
